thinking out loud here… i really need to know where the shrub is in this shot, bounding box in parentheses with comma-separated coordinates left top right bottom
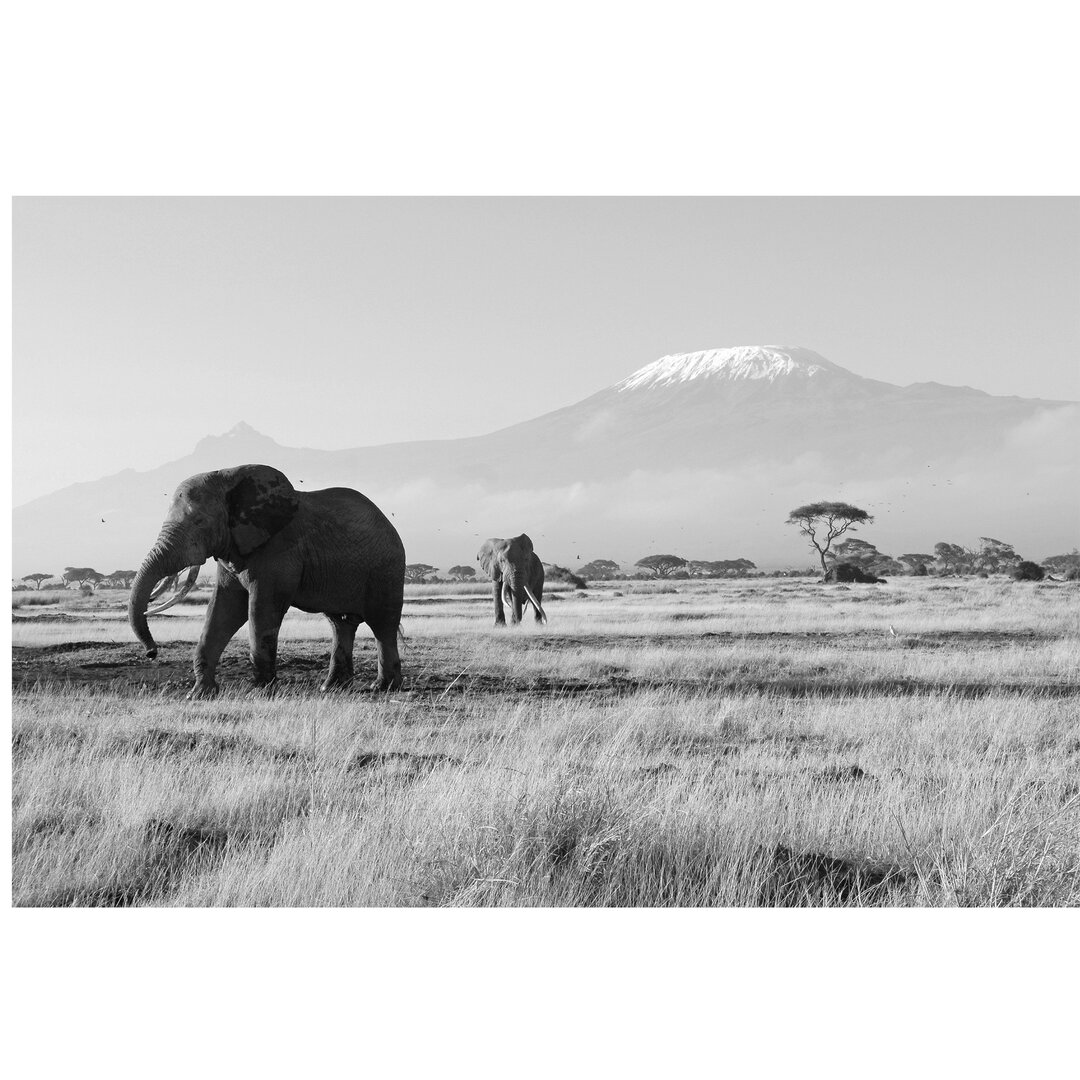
(1013, 561, 1045, 582)
(544, 564, 587, 589)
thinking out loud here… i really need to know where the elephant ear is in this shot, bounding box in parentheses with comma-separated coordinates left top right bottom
(511, 533, 534, 558)
(225, 465, 299, 555)
(477, 539, 503, 579)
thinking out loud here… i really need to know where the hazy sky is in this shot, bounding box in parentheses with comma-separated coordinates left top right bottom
(13, 197, 1079, 505)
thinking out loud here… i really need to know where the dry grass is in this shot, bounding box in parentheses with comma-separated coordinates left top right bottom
(11, 578, 1080, 907)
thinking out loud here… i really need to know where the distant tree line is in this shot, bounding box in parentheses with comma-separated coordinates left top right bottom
(13, 543, 1080, 592)
(13, 568, 143, 591)
(784, 500, 1077, 581)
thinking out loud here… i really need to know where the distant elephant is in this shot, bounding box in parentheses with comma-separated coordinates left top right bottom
(129, 464, 406, 696)
(477, 534, 547, 626)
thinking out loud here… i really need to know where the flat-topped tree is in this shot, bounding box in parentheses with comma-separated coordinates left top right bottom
(898, 554, 936, 576)
(688, 559, 757, 578)
(62, 567, 104, 589)
(447, 565, 476, 581)
(404, 564, 438, 584)
(579, 559, 621, 581)
(786, 502, 873, 578)
(634, 554, 688, 578)
(21, 573, 53, 590)
(829, 539, 901, 577)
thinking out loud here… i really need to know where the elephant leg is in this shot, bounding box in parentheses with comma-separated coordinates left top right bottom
(247, 588, 291, 688)
(190, 585, 249, 699)
(492, 578, 507, 627)
(367, 614, 403, 691)
(321, 613, 361, 691)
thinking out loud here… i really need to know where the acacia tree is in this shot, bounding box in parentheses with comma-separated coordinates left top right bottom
(21, 573, 52, 590)
(688, 559, 757, 578)
(1043, 550, 1080, 576)
(63, 567, 104, 589)
(447, 565, 476, 581)
(786, 502, 873, 578)
(718, 558, 757, 577)
(634, 554, 688, 578)
(404, 563, 438, 583)
(933, 542, 974, 576)
(687, 560, 717, 577)
(898, 554, 936, 576)
(973, 537, 1020, 575)
(829, 539, 901, 577)
(579, 559, 621, 581)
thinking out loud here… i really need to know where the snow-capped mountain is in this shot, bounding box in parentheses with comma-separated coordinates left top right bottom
(13, 348, 1077, 574)
(616, 346, 841, 390)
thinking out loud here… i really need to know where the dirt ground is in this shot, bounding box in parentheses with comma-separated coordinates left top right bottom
(12, 626, 1072, 700)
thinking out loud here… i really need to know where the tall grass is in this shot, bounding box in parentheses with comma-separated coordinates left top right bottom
(12, 685, 1078, 906)
(12, 577, 1079, 906)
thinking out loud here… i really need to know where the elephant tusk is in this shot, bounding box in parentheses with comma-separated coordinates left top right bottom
(524, 585, 547, 625)
(148, 574, 176, 602)
(145, 565, 200, 615)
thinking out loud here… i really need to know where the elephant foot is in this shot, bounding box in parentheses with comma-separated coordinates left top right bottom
(186, 682, 219, 701)
(368, 674, 403, 693)
(319, 676, 353, 694)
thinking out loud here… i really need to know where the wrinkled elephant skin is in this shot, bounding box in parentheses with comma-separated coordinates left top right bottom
(129, 464, 406, 695)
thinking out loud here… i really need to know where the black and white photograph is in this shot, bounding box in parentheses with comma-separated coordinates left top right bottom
(13, 195, 1078, 909)
(5, 3, 1079, 1075)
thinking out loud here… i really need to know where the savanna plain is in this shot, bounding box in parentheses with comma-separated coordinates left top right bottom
(11, 577, 1079, 907)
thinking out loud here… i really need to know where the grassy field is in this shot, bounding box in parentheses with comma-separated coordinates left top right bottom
(11, 577, 1080, 906)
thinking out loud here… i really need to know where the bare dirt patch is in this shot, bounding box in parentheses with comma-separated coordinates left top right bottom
(12, 623, 1077, 702)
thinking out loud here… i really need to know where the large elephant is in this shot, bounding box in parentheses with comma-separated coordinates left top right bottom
(128, 464, 405, 696)
(476, 534, 547, 626)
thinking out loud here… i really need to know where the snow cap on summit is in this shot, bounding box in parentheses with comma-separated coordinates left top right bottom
(616, 346, 843, 392)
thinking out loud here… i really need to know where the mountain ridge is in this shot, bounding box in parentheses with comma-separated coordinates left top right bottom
(12, 347, 1078, 574)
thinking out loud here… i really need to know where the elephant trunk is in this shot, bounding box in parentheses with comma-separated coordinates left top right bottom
(504, 569, 525, 625)
(129, 524, 205, 658)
